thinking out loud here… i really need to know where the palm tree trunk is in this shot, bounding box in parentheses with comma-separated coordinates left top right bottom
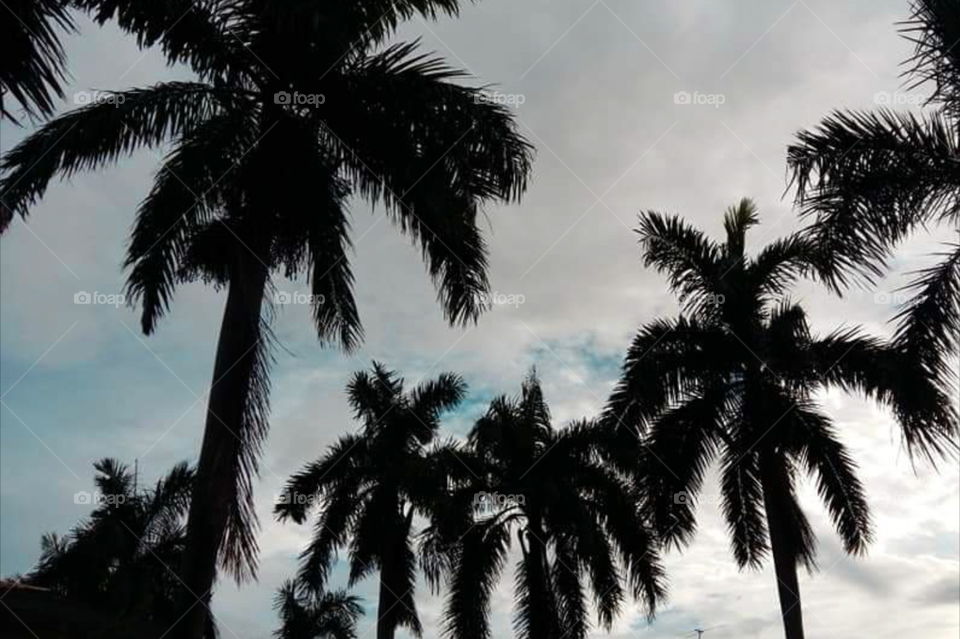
(761, 458, 805, 639)
(177, 247, 268, 639)
(376, 564, 396, 639)
(376, 505, 411, 639)
(524, 516, 558, 639)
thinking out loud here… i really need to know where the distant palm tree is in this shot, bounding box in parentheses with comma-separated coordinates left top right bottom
(0, 2, 532, 635)
(605, 199, 958, 639)
(273, 580, 363, 639)
(427, 371, 664, 639)
(276, 363, 467, 639)
(787, 0, 960, 391)
(28, 458, 213, 636)
(0, 0, 74, 123)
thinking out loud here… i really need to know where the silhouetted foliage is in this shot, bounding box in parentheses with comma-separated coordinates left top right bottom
(787, 0, 960, 395)
(276, 363, 467, 639)
(0, 0, 75, 124)
(0, 2, 532, 635)
(606, 199, 958, 639)
(273, 580, 363, 639)
(423, 371, 665, 639)
(27, 458, 214, 637)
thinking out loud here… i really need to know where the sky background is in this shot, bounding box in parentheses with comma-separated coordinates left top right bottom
(1, 0, 958, 637)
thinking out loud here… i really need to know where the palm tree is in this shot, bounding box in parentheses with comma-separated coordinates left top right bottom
(28, 458, 212, 636)
(604, 199, 958, 639)
(0, 2, 532, 634)
(0, 0, 74, 123)
(426, 371, 664, 639)
(273, 580, 363, 639)
(787, 0, 960, 392)
(275, 363, 467, 639)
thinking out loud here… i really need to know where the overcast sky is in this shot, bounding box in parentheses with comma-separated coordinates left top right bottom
(1, 0, 958, 637)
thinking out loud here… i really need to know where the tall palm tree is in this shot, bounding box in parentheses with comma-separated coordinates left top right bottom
(787, 0, 960, 391)
(28, 458, 212, 636)
(273, 580, 363, 639)
(0, 0, 75, 123)
(426, 371, 665, 639)
(604, 199, 958, 639)
(0, 2, 532, 634)
(275, 363, 467, 639)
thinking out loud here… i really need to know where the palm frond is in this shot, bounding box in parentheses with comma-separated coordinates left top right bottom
(0, 0, 74, 123)
(635, 211, 724, 316)
(719, 447, 769, 570)
(440, 521, 510, 639)
(72, 0, 242, 80)
(892, 242, 960, 382)
(791, 407, 872, 555)
(124, 107, 257, 333)
(325, 40, 532, 325)
(901, 0, 960, 117)
(1, 82, 242, 231)
(812, 328, 959, 462)
(787, 109, 960, 286)
(218, 316, 274, 582)
(604, 317, 729, 434)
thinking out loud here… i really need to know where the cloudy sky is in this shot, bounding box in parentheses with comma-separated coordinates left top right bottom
(1, 0, 958, 637)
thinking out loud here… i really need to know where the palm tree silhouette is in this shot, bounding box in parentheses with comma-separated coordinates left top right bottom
(428, 371, 664, 639)
(28, 458, 213, 636)
(605, 199, 958, 639)
(273, 579, 363, 639)
(0, 0, 74, 123)
(787, 0, 960, 392)
(276, 363, 467, 639)
(0, 3, 532, 634)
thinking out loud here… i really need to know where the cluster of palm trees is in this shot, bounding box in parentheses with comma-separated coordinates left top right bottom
(1, 0, 958, 639)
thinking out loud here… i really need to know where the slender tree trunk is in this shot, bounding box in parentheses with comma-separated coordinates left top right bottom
(376, 504, 412, 639)
(761, 458, 805, 639)
(177, 248, 268, 639)
(524, 516, 559, 639)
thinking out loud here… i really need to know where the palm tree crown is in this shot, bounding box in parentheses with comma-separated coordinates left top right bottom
(28, 458, 206, 635)
(605, 199, 958, 639)
(428, 371, 665, 639)
(276, 363, 467, 639)
(787, 0, 960, 390)
(1, 3, 532, 632)
(273, 579, 363, 639)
